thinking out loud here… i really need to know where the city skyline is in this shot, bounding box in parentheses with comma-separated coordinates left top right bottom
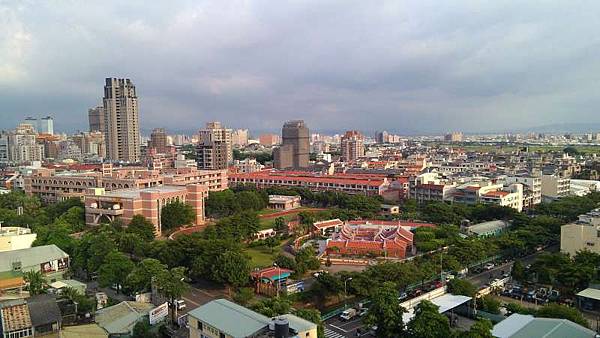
(3, 2, 600, 134)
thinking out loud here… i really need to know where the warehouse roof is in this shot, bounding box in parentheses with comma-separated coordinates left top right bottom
(188, 299, 271, 338)
(492, 314, 596, 338)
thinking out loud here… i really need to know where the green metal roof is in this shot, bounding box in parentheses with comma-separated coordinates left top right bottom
(280, 314, 317, 332)
(188, 299, 271, 338)
(576, 288, 600, 301)
(493, 314, 596, 338)
(0, 245, 68, 272)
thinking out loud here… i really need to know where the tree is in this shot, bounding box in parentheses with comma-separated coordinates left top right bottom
(294, 247, 321, 275)
(233, 287, 255, 306)
(155, 267, 189, 325)
(537, 303, 589, 328)
(127, 215, 156, 241)
(407, 300, 451, 338)
(447, 279, 477, 297)
(462, 319, 493, 338)
(132, 320, 155, 338)
(479, 296, 501, 315)
(512, 260, 526, 282)
(250, 297, 292, 317)
(98, 250, 135, 293)
(364, 281, 407, 338)
(24, 270, 45, 295)
(127, 258, 168, 293)
(212, 251, 251, 294)
(274, 217, 287, 232)
(160, 201, 195, 230)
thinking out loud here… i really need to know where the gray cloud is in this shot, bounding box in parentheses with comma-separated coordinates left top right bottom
(1, 0, 600, 135)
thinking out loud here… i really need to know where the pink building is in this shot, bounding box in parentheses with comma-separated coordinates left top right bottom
(84, 184, 207, 236)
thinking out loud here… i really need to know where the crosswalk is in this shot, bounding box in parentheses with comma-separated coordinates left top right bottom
(324, 328, 346, 338)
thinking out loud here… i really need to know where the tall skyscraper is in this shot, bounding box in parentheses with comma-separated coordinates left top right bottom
(88, 106, 104, 132)
(103, 78, 140, 162)
(150, 128, 169, 154)
(340, 130, 364, 162)
(39, 116, 54, 135)
(273, 120, 310, 169)
(196, 121, 232, 170)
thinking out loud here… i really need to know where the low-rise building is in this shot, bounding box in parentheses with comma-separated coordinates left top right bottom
(268, 195, 301, 211)
(492, 313, 595, 338)
(95, 301, 154, 337)
(463, 220, 511, 238)
(0, 294, 62, 338)
(0, 245, 69, 294)
(188, 299, 317, 338)
(561, 208, 600, 256)
(0, 226, 37, 252)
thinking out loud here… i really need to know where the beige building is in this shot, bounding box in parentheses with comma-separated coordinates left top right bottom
(196, 122, 232, 170)
(8, 124, 45, 164)
(231, 129, 249, 147)
(340, 130, 365, 162)
(561, 209, 600, 256)
(541, 174, 571, 200)
(273, 120, 310, 169)
(103, 78, 141, 163)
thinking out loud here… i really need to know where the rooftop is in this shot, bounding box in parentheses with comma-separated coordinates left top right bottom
(492, 313, 596, 338)
(188, 299, 271, 338)
(100, 185, 186, 199)
(0, 245, 68, 272)
(0, 303, 31, 332)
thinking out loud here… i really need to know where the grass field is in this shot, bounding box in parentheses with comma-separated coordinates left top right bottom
(245, 240, 286, 268)
(258, 214, 297, 230)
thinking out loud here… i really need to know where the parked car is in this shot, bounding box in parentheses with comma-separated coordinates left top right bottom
(398, 292, 408, 301)
(484, 263, 495, 270)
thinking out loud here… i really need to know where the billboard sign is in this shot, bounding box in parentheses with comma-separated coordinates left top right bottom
(149, 302, 169, 325)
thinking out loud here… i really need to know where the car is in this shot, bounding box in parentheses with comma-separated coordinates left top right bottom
(174, 299, 186, 310)
(484, 263, 495, 270)
(398, 292, 408, 301)
(445, 274, 455, 282)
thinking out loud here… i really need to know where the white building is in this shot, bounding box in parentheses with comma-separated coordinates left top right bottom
(505, 176, 542, 207)
(0, 226, 37, 252)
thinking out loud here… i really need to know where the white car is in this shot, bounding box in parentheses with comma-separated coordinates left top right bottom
(484, 263, 495, 270)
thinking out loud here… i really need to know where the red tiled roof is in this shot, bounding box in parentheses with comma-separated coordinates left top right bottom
(250, 266, 294, 280)
(483, 190, 510, 197)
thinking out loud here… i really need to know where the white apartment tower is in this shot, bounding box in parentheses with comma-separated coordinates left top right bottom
(103, 78, 140, 162)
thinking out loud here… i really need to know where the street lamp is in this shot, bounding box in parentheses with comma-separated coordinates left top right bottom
(344, 277, 353, 309)
(273, 263, 281, 298)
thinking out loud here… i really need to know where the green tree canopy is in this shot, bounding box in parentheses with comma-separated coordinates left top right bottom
(98, 250, 135, 293)
(364, 281, 407, 338)
(160, 201, 195, 230)
(407, 300, 451, 338)
(127, 215, 156, 241)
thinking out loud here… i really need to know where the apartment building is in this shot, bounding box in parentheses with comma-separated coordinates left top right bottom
(149, 128, 169, 154)
(340, 130, 365, 162)
(196, 122, 233, 170)
(561, 208, 600, 256)
(541, 174, 571, 200)
(273, 120, 310, 169)
(504, 175, 542, 208)
(103, 78, 141, 163)
(7, 124, 45, 165)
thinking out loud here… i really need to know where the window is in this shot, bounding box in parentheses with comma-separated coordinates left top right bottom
(197, 320, 203, 330)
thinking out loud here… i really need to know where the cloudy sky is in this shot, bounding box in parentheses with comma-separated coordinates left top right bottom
(2, 1, 600, 135)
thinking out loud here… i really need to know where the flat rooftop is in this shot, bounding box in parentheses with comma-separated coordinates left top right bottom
(101, 185, 186, 199)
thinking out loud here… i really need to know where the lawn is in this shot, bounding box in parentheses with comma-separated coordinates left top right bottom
(244, 240, 287, 269)
(259, 214, 296, 230)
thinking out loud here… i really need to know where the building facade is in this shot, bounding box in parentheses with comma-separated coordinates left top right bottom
(149, 128, 169, 154)
(196, 122, 232, 170)
(273, 120, 310, 169)
(103, 78, 141, 162)
(88, 106, 104, 132)
(340, 130, 365, 162)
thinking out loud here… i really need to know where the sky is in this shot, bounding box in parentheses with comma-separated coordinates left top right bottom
(2, 1, 600, 135)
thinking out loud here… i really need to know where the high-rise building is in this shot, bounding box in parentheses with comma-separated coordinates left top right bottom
(273, 120, 310, 169)
(0, 133, 8, 165)
(231, 129, 249, 147)
(150, 128, 169, 154)
(8, 123, 45, 164)
(376, 131, 389, 144)
(38, 116, 54, 135)
(444, 132, 463, 142)
(88, 106, 104, 132)
(103, 78, 141, 162)
(196, 122, 232, 170)
(340, 130, 364, 162)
